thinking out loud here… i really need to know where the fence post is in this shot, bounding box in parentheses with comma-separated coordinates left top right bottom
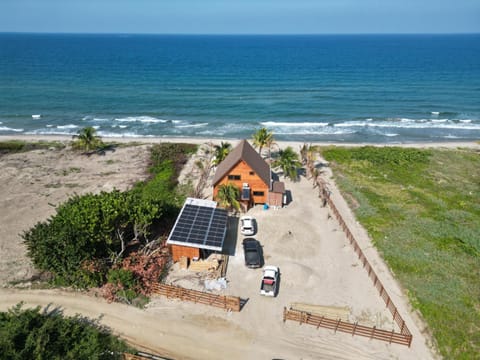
(352, 322, 358, 336)
(334, 319, 341, 333)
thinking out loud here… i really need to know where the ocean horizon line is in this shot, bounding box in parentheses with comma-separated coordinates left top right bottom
(1, 31, 479, 37)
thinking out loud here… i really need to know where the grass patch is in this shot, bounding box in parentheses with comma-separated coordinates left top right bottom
(45, 182, 62, 189)
(58, 167, 81, 176)
(0, 140, 65, 155)
(321, 146, 480, 359)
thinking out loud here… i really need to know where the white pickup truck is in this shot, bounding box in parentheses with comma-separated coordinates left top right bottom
(260, 266, 279, 297)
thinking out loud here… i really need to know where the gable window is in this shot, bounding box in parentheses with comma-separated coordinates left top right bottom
(228, 174, 241, 180)
(253, 191, 264, 196)
(249, 171, 255, 175)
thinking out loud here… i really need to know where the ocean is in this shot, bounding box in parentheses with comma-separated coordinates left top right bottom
(0, 33, 479, 143)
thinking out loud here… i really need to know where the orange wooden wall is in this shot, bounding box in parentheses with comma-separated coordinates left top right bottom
(213, 160, 269, 204)
(171, 245, 200, 262)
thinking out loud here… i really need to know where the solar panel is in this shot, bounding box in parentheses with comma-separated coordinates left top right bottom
(167, 199, 228, 251)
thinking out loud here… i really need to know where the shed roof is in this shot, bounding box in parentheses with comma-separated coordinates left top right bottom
(166, 198, 228, 251)
(271, 181, 285, 194)
(212, 139, 270, 187)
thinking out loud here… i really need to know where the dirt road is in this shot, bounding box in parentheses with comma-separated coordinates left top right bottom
(0, 288, 404, 360)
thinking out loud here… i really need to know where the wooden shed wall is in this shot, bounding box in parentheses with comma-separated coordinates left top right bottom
(171, 245, 200, 262)
(213, 160, 269, 204)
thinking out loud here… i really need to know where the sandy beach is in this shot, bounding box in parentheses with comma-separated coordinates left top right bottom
(1, 134, 474, 358)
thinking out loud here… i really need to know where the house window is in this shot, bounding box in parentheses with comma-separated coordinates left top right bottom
(228, 175, 241, 180)
(253, 191, 264, 196)
(249, 171, 255, 175)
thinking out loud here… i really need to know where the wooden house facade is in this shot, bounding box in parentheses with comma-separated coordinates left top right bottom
(213, 139, 283, 209)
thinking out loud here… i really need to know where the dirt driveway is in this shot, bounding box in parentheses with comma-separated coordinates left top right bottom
(149, 174, 436, 359)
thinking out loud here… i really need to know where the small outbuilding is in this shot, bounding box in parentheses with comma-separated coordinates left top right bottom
(167, 198, 228, 262)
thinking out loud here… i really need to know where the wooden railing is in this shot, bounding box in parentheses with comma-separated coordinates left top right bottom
(283, 307, 412, 347)
(151, 283, 242, 312)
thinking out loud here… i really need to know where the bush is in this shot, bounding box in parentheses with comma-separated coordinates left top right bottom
(22, 143, 193, 294)
(0, 303, 134, 359)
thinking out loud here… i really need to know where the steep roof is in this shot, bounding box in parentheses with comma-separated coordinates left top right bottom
(212, 139, 270, 187)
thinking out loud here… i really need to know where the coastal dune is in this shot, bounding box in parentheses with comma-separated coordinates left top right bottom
(1, 134, 472, 359)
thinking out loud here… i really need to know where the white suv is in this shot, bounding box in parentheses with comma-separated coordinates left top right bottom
(240, 216, 256, 236)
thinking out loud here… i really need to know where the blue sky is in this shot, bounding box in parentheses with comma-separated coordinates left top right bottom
(1, 0, 479, 34)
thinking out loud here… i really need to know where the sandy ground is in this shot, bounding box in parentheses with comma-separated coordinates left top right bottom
(1, 135, 472, 359)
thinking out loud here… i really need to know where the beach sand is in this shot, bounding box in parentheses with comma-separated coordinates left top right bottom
(0, 134, 465, 359)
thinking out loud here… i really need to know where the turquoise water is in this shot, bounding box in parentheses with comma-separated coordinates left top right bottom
(0, 33, 479, 142)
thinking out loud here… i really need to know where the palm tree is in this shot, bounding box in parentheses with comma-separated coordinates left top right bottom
(300, 143, 320, 178)
(212, 141, 232, 166)
(252, 127, 274, 158)
(72, 126, 103, 152)
(272, 146, 302, 181)
(215, 183, 240, 212)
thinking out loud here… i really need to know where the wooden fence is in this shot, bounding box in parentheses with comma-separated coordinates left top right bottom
(283, 307, 412, 347)
(123, 351, 173, 360)
(306, 164, 412, 346)
(151, 283, 242, 312)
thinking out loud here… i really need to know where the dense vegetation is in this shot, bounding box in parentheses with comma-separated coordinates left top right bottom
(0, 303, 133, 359)
(321, 146, 480, 359)
(0, 140, 65, 155)
(23, 143, 196, 302)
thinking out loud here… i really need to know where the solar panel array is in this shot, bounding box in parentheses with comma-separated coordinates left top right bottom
(168, 204, 228, 251)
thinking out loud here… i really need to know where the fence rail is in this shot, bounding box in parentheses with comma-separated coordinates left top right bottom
(305, 159, 412, 345)
(283, 307, 412, 347)
(151, 283, 241, 312)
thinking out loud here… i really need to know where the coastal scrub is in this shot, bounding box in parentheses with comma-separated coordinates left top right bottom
(322, 146, 480, 359)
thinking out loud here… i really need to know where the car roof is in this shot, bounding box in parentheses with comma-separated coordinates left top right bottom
(243, 238, 258, 245)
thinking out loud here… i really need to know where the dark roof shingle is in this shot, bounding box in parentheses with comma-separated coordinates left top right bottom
(212, 139, 270, 187)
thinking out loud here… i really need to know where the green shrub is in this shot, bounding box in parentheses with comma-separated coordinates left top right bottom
(322, 146, 480, 359)
(0, 303, 134, 359)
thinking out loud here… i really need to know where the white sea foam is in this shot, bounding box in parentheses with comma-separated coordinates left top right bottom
(93, 125, 100, 130)
(261, 121, 329, 127)
(334, 121, 368, 127)
(26, 129, 74, 135)
(431, 111, 440, 115)
(57, 124, 79, 129)
(266, 126, 356, 135)
(334, 118, 480, 130)
(114, 116, 168, 123)
(384, 133, 399, 137)
(96, 131, 154, 138)
(174, 123, 209, 128)
(0, 126, 24, 132)
(46, 124, 53, 128)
